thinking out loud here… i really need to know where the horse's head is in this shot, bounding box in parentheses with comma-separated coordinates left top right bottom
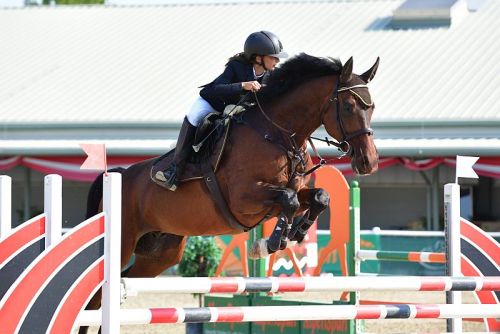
(321, 57, 380, 175)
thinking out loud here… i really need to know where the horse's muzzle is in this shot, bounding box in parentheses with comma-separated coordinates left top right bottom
(350, 136, 379, 175)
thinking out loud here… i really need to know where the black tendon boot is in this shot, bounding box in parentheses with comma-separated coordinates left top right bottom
(155, 117, 197, 191)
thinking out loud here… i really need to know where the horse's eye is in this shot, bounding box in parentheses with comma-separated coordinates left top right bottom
(343, 102, 352, 113)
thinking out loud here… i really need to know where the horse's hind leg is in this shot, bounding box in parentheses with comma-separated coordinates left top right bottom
(78, 292, 103, 334)
(289, 188, 330, 243)
(123, 232, 187, 278)
(77, 227, 138, 334)
(77, 234, 185, 333)
(78, 235, 186, 333)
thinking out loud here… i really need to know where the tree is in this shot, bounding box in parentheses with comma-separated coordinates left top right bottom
(42, 0, 104, 4)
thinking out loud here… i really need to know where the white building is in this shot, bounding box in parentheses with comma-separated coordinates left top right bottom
(0, 0, 499, 230)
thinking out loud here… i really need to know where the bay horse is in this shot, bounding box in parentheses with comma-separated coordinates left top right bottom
(80, 53, 379, 333)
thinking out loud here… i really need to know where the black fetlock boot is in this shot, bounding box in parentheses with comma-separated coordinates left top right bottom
(155, 117, 197, 191)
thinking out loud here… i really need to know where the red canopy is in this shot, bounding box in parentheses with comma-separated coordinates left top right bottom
(1, 156, 500, 182)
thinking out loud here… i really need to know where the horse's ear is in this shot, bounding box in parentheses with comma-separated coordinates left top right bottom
(340, 57, 353, 83)
(360, 57, 380, 83)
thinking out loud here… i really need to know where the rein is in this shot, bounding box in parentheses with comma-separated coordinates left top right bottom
(253, 91, 294, 136)
(252, 80, 374, 177)
(253, 91, 307, 182)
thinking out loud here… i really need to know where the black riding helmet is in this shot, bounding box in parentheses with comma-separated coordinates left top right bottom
(244, 31, 288, 59)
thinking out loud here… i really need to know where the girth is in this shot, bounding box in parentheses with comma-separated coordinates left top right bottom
(201, 162, 251, 232)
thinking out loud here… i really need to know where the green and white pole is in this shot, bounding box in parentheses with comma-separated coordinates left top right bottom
(348, 181, 362, 333)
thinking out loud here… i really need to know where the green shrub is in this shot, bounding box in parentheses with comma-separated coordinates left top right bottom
(178, 236, 221, 277)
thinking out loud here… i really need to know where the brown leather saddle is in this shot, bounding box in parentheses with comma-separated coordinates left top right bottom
(150, 114, 231, 188)
(150, 111, 256, 232)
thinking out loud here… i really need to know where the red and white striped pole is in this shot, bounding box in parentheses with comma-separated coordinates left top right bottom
(121, 276, 500, 295)
(78, 304, 500, 326)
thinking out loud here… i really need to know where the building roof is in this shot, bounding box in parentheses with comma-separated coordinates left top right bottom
(0, 1, 499, 156)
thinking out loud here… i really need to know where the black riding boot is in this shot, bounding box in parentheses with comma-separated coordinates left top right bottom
(156, 117, 197, 191)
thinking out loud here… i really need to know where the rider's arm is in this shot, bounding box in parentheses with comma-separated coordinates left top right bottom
(200, 62, 244, 99)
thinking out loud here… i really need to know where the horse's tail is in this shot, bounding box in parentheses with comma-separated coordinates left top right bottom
(85, 167, 126, 219)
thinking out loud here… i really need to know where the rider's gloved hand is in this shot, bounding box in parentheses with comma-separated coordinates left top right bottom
(241, 81, 261, 92)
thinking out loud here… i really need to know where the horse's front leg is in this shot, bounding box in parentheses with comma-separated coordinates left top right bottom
(249, 187, 300, 259)
(289, 187, 330, 243)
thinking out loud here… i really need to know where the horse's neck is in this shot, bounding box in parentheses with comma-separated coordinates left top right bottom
(263, 77, 334, 144)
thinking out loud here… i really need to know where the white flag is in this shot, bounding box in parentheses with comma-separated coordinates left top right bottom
(455, 155, 479, 182)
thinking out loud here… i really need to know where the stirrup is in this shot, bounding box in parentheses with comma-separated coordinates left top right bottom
(155, 171, 167, 182)
(165, 182, 177, 191)
(155, 169, 178, 191)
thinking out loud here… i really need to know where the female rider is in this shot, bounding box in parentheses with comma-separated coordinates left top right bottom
(156, 31, 288, 191)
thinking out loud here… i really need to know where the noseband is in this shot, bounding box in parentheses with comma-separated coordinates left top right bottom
(319, 81, 374, 156)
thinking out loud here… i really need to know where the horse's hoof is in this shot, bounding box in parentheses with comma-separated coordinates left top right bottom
(249, 238, 269, 259)
(120, 279, 128, 303)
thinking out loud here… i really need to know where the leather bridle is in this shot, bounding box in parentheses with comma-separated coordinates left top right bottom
(318, 80, 374, 156)
(250, 78, 375, 177)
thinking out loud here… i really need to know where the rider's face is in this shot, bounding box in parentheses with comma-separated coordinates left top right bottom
(255, 55, 280, 71)
(263, 56, 280, 70)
